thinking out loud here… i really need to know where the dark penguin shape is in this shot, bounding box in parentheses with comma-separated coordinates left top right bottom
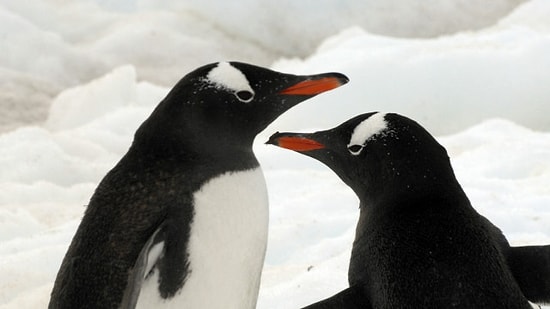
(49, 62, 348, 309)
(267, 112, 550, 308)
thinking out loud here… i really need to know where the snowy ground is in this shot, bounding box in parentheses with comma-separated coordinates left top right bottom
(1, 0, 550, 308)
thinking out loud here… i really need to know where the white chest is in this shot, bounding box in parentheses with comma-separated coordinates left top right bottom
(136, 167, 269, 309)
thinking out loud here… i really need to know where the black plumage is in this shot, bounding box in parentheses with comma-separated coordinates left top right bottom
(268, 112, 550, 308)
(49, 62, 348, 309)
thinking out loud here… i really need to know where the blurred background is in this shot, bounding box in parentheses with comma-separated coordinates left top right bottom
(2, 0, 548, 134)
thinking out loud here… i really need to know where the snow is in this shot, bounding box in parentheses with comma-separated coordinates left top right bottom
(269, 4, 550, 134)
(1, 0, 550, 308)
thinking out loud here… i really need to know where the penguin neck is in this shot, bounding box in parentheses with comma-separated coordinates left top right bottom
(128, 130, 259, 176)
(356, 159, 471, 218)
(130, 95, 260, 170)
(131, 114, 258, 172)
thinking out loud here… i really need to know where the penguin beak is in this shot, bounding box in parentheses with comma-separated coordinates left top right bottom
(279, 73, 349, 96)
(266, 132, 325, 151)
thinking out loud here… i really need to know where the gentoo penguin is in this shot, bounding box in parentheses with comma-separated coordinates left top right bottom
(48, 62, 348, 309)
(267, 112, 550, 308)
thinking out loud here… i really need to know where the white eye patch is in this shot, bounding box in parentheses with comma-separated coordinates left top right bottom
(347, 112, 388, 155)
(206, 62, 255, 102)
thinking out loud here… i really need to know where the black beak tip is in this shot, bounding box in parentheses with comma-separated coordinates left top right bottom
(336, 73, 350, 85)
(265, 132, 280, 145)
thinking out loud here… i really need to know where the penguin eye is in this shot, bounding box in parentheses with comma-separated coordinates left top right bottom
(347, 144, 363, 155)
(235, 90, 254, 102)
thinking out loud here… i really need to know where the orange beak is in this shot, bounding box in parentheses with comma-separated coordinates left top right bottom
(279, 76, 347, 96)
(267, 134, 325, 152)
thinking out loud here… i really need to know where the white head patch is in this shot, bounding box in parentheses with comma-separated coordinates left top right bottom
(347, 112, 388, 155)
(206, 62, 254, 100)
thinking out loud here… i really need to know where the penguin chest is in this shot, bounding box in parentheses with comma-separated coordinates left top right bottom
(138, 167, 269, 308)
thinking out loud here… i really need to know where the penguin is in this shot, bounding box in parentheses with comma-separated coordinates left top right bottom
(48, 61, 348, 309)
(267, 112, 550, 308)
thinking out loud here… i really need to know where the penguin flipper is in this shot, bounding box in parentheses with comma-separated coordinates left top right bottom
(120, 222, 166, 308)
(508, 245, 550, 304)
(301, 285, 372, 309)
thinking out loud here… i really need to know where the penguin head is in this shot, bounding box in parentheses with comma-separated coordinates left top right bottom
(267, 112, 458, 205)
(134, 62, 348, 156)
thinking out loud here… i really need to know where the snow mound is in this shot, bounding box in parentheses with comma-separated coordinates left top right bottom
(269, 10, 550, 134)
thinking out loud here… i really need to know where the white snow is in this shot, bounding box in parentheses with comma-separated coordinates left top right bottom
(1, 0, 550, 308)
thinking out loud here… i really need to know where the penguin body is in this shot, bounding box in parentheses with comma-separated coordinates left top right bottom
(49, 62, 348, 309)
(135, 168, 268, 308)
(268, 112, 549, 308)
